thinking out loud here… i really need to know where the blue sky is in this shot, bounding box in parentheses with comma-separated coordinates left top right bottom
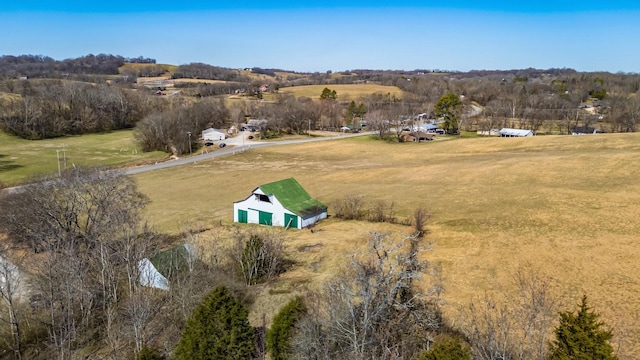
(2, 1, 639, 73)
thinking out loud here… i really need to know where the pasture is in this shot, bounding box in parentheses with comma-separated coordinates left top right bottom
(134, 133, 640, 357)
(0, 130, 167, 186)
(275, 83, 404, 100)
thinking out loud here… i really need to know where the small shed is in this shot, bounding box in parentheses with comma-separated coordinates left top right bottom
(202, 128, 226, 141)
(233, 178, 327, 229)
(499, 128, 534, 137)
(138, 244, 195, 290)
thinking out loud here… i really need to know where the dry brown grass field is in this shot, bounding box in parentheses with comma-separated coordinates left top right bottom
(134, 133, 640, 357)
(276, 83, 404, 100)
(119, 62, 177, 74)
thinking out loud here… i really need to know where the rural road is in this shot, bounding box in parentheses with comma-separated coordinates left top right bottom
(124, 131, 374, 175)
(0, 131, 373, 195)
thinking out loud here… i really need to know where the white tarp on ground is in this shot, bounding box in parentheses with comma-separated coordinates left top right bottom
(138, 258, 169, 290)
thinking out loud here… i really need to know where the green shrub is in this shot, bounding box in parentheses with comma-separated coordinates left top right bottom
(267, 296, 307, 360)
(174, 286, 255, 360)
(418, 335, 472, 360)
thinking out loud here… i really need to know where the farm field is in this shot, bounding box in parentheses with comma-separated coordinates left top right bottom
(275, 83, 404, 100)
(134, 133, 640, 357)
(0, 130, 167, 186)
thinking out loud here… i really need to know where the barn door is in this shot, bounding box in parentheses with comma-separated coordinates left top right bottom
(238, 209, 248, 223)
(284, 213, 298, 229)
(258, 211, 272, 226)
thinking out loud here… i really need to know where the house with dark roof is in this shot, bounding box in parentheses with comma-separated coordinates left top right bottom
(233, 178, 327, 229)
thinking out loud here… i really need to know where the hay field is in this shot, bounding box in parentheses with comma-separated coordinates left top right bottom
(277, 84, 404, 100)
(134, 133, 640, 357)
(118, 63, 177, 74)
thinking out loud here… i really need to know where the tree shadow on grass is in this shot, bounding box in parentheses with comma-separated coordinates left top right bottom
(0, 154, 23, 172)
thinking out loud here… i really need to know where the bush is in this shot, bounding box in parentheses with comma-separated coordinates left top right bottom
(136, 345, 164, 360)
(418, 335, 471, 360)
(233, 230, 285, 286)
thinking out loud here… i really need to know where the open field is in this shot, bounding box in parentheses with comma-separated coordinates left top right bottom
(276, 83, 404, 100)
(118, 62, 178, 74)
(0, 130, 167, 186)
(134, 133, 640, 357)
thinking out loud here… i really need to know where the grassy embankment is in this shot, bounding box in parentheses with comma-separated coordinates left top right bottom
(134, 133, 640, 357)
(0, 130, 167, 186)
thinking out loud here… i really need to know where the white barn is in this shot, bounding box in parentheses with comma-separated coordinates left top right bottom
(202, 128, 226, 141)
(233, 178, 327, 229)
(498, 128, 534, 137)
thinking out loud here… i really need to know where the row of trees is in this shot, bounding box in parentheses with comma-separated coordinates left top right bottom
(0, 80, 159, 139)
(0, 54, 148, 78)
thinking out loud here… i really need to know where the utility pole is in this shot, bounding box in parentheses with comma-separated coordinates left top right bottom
(56, 149, 61, 176)
(187, 132, 192, 155)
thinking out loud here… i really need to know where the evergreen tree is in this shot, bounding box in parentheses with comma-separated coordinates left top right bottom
(320, 87, 337, 100)
(174, 286, 255, 360)
(434, 93, 463, 134)
(549, 295, 617, 360)
(267, 296, 307, 360)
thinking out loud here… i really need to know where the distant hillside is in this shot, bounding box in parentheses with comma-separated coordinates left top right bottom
(0, 53, 155, 78)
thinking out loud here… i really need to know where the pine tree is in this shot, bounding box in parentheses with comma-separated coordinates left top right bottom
(267, 296, 307, 360)
(549, 295, 617, 360)
(174, 286, 255, 360)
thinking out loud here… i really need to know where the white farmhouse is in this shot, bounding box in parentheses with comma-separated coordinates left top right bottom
(233, 178, 327, 229)
(201, 128, 226, 141)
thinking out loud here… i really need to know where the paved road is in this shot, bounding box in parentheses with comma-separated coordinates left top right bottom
(124, 131, 373, 175)
(0, 131, 372, 195)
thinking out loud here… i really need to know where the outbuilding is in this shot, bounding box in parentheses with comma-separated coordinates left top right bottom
(201, 128, 227, 141)
(233, 178, 327, 229)
(498, 128, 534, 137)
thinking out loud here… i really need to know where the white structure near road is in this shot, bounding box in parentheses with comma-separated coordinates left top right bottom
(201, 128, 226, 141)
(233, 178, 327, 229)
(499, 128, 534, 137)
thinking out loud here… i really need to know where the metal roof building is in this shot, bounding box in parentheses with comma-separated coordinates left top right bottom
(498, 128, 534, 137)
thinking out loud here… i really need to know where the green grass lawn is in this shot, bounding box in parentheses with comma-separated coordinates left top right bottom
(0, 130, 167, 186)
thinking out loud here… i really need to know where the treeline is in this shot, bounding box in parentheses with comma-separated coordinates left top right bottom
(0, 54, 155, 78)
(172, 63, 249, 82)
(0, 80, 156, 139)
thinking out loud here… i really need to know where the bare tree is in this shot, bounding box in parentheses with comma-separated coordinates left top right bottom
(459, 264, 558, 360)
(0, 249, 23, 359)
(293, 231, 440, 360)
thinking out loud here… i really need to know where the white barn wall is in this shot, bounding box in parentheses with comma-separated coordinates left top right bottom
(233, 188, 303, 229)
(301, 212, 327, 228)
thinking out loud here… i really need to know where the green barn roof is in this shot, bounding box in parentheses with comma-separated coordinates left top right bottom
(259, 178, 327, 217)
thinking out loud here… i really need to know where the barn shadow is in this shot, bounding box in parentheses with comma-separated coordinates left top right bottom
(0, 154, 23, 172)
